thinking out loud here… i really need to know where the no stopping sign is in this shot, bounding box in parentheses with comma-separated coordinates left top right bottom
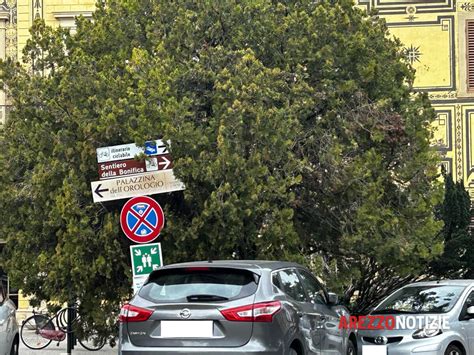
(120, 196, 165, 244)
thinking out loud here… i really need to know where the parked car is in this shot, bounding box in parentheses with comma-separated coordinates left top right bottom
(357, 280, 474, 355)
(0, 280, 19, 355)
(119, 260, 357, 354)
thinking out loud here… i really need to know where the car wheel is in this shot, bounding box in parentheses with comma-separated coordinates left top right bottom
(445, 344, 464, 355)
(347, 340, 356, 355)
(10, 339, 19, 355)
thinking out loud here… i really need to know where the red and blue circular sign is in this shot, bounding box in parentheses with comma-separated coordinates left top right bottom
(120, 196, 165, 244)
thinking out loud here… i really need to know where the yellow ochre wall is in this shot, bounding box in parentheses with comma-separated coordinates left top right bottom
(16, 0, 96, 57)
(358, 0, 474, 196)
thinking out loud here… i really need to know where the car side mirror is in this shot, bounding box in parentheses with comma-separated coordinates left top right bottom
(328, 292, 339, 306)
(467, 306, 474, 318)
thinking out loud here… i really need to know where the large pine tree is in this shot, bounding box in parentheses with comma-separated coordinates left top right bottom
(0, 0, 443, 333)
(431, 171, 474, 278)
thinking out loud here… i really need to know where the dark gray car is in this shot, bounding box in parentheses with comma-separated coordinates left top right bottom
(119, 260, 357, 354)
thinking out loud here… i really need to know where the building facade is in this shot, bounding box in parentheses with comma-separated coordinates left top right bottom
(357, 0, 474, 196)
(0, 0, 96, 124)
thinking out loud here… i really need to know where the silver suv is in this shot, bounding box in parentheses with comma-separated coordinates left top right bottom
(119, 260, 357, 354)
(357, 280, 474, 355)
(0, 279, 19, 355)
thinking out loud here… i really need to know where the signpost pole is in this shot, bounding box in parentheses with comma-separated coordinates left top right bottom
(66, 302, 73, 354)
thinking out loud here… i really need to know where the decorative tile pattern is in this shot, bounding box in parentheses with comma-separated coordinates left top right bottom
(403, 44, 422, 64)
(1, 0, 16, 61)
(460, 2, 474, 11)
(360, 0, 455, 15)
(456, 105, 463, 181)
(431, 110, 453, 152)
(429, 92, 457, 100)
(405, 6, 417, 21)
(33, 0, 43, 20)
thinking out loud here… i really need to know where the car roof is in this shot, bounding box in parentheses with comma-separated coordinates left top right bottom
(405, 280, 474, 287)
(161, 260, 304, 273)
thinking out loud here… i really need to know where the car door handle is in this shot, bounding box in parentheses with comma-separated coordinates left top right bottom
(297, 311, 303, 318)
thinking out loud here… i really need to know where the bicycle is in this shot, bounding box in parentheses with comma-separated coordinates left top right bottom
(20, 306, 106, 351)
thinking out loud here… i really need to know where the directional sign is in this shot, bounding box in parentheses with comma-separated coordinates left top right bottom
(98, 155, 173, 180)
(90, 170, 185, 203)
(120, 196, 165, 243)
(96, 140, 168, 163)
(130, 243, 163, 277)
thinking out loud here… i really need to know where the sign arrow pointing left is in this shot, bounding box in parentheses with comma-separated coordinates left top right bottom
(94, 184, 109, 198)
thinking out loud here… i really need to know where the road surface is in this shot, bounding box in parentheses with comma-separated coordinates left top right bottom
(20, 341, 117, 354)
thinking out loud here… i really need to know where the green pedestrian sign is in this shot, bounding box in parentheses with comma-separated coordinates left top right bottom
(130, 242, 163, 277)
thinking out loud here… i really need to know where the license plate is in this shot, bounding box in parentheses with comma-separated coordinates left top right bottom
(362, 345, 387, 355)
(160, 320, 213, 338)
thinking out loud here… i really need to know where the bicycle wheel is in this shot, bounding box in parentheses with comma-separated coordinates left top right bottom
(78, 330, 106, 351)
(20, 314, 53, 350)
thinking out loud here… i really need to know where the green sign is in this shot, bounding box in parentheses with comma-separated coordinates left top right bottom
(130, 242, 163, 277)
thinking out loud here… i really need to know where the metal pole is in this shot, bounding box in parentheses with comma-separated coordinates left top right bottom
(66, 303, 73, 354)
(72, 306, 77, 349)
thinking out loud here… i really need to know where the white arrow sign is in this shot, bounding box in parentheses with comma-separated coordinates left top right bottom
(151, 247, 157, 255)
(96, 140, 169, 163)
(134, 250, 142, 256)
(137, 266, 143, 273)
(158, 156, 171, 170)
(90, 170, 184, 203)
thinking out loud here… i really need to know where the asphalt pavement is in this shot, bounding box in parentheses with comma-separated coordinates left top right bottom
(20, 341, 118, 355)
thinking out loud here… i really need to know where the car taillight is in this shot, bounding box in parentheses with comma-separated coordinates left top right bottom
(220, 301, 281, 322)
(119, 304, 153, 323)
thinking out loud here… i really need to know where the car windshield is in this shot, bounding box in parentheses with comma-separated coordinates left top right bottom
(139, 267, 258, 303)
(373, 285, 466, 314)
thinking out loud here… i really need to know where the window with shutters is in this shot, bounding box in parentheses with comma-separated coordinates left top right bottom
(466, 21, 474, 91)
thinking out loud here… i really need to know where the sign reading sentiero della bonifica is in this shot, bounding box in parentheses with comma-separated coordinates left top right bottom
(91, 170, 184, 203)
(98, 154, 173, 180)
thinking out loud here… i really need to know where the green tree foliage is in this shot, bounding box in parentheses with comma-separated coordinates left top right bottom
(430, 172, 474, 278)
(299, 98, 443, 312)
(0, 0, 442, 331)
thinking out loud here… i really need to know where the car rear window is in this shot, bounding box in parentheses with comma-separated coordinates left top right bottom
(139, 267, 259, 303)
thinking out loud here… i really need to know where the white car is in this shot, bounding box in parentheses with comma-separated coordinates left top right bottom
(0, 280, 19, 355)
(357, 280, 474, 355)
